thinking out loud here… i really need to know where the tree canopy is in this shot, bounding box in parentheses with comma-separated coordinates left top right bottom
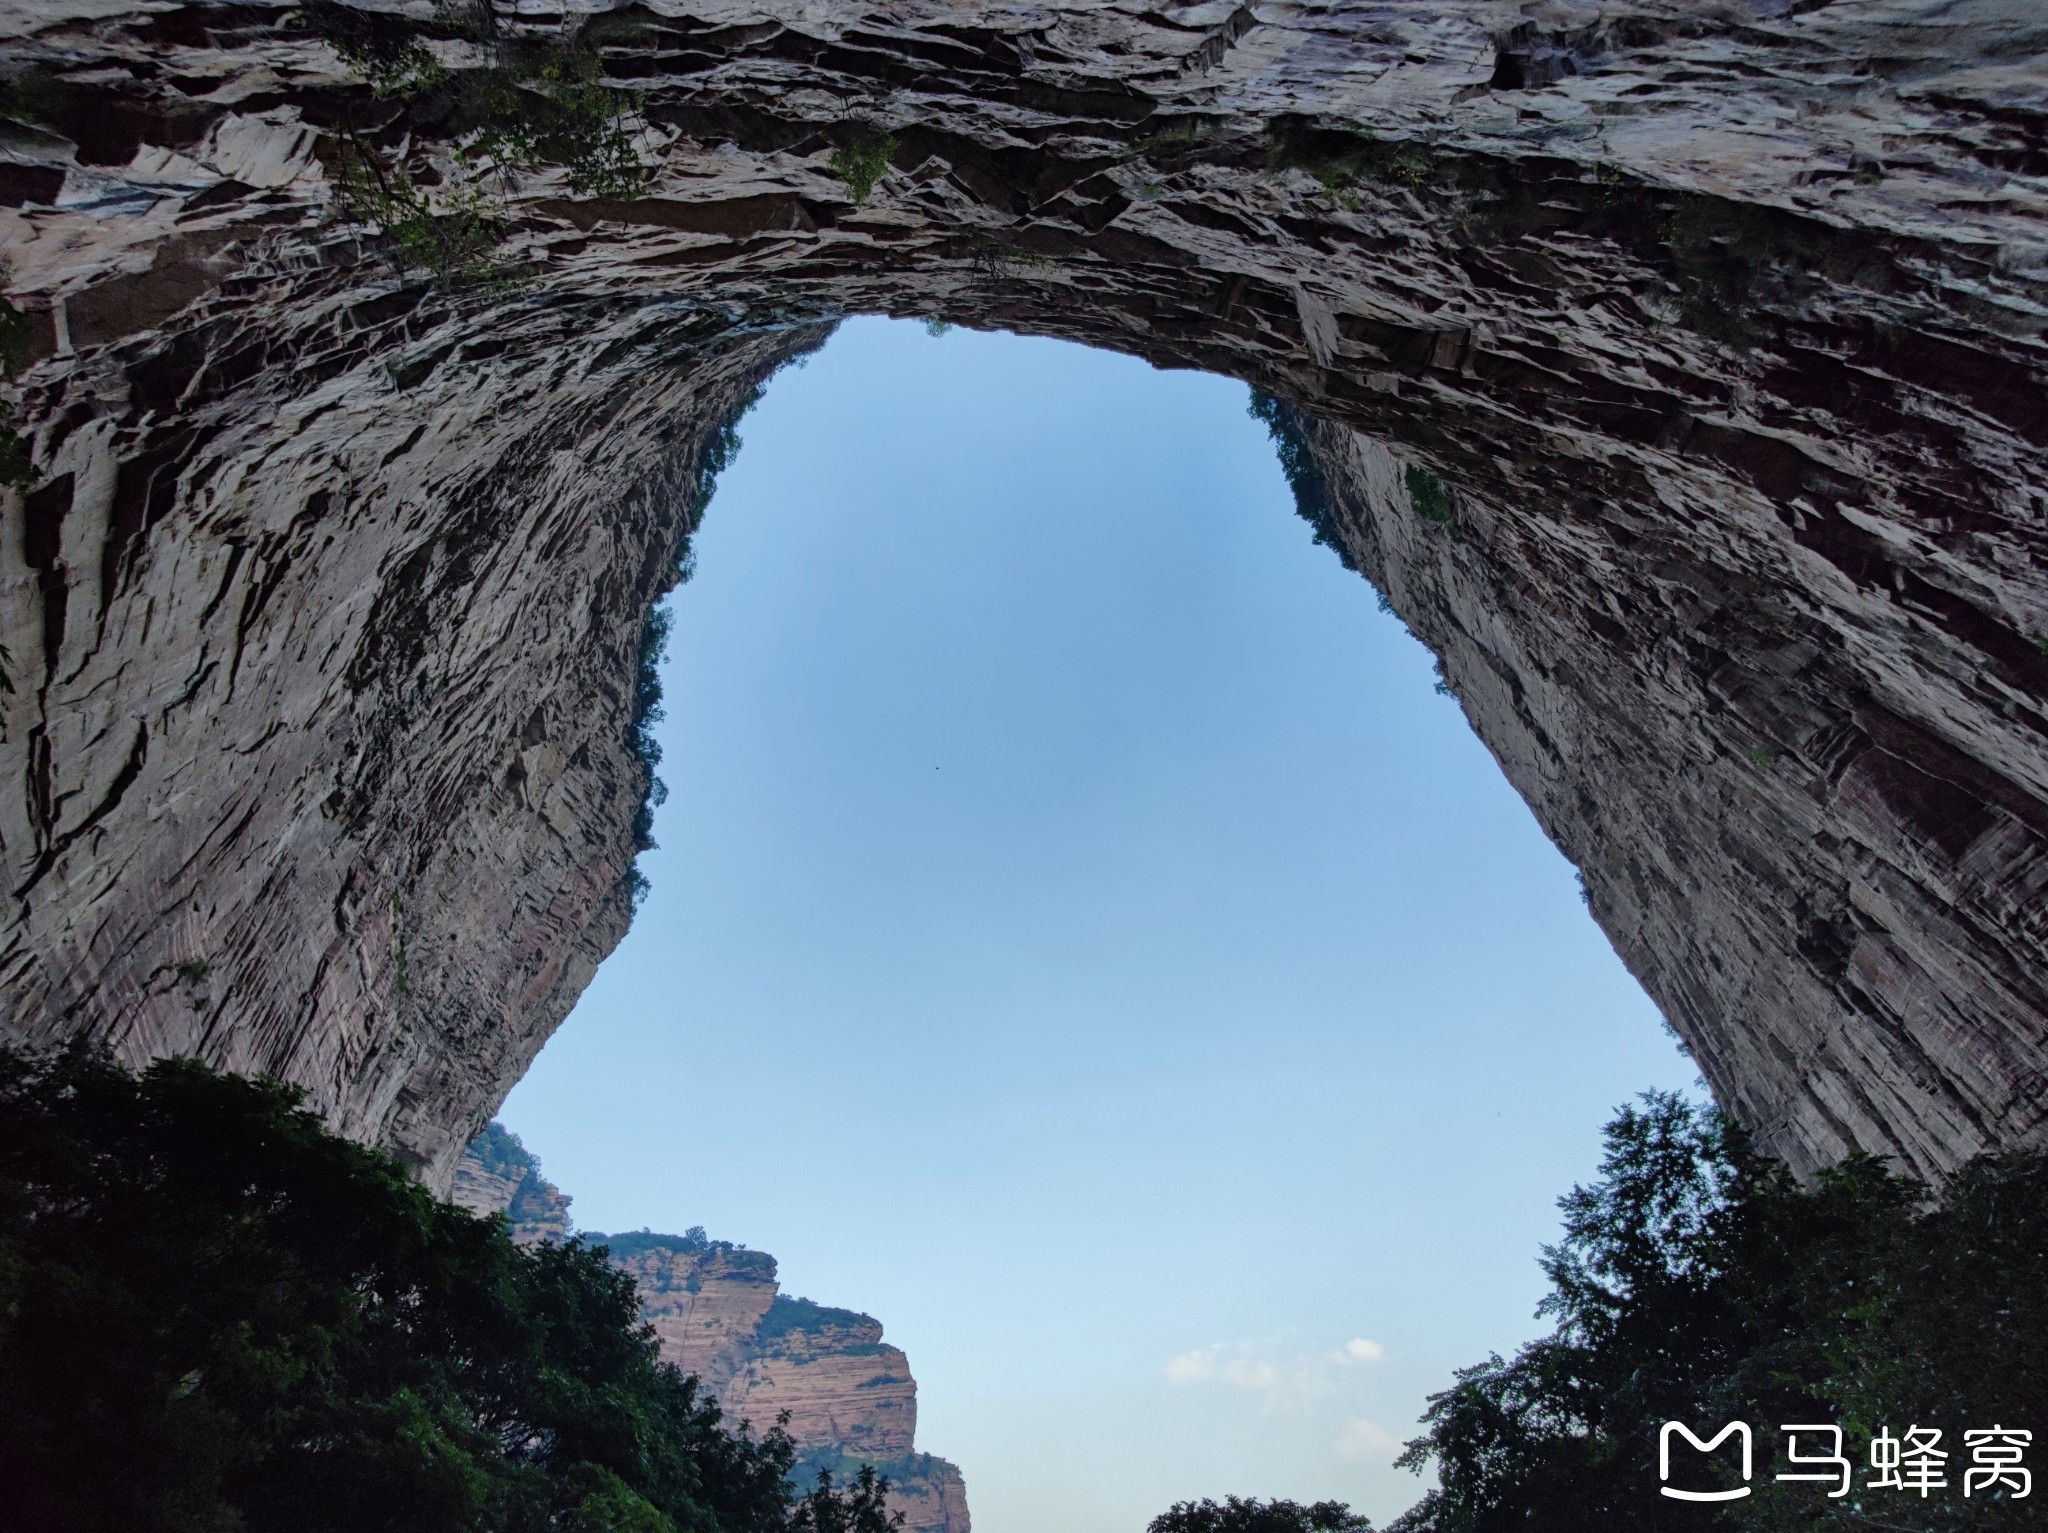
(0, 1046, 898, 1533)
(1390, 1092, 2048, 1532)
(1149, 1497, 1371, 1533)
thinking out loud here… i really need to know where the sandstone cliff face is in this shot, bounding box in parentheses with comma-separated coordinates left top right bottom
(726, 1304, 918, 1458)
(451, 1120, 575, 1243)
(607, 1236, 781, 1393)
(0, 0, 2044, 1182)
(1306, 412, 2048, 1181)
(449, 1130, 969, 1533)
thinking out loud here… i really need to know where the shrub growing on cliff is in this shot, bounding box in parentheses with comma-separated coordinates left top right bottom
(1389, 1093, 2048, 1532)
(467, 36, 642, 200)
(1264, 116, 1442, 202)
(335, 139, 508, 286)
(309, 3, 647, 285)
(630, 605, 673, 826)
(1404, 466, 1450, 524)
(0, 1046, 897, 1533)
(623, 358, 815, 917)
(674, 383, 766, 584)
(587, 1226, 766, 1266)
(1247, 387, 1353, 569)
(299, 0, 443, 96)
(468, 1116, 541, 1180)
(828, 124, 898, 205)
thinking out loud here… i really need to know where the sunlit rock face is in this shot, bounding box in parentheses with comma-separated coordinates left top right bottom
(0, 0, 2044, 1183)
(450, 1132, 971, 1533)
(452, 1121, 577, 1241)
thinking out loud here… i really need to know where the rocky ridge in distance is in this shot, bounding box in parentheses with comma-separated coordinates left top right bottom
(452, 1125, 970, 1533)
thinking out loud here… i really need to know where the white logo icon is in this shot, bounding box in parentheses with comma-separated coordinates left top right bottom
(1659, 1421, 1753, 1502)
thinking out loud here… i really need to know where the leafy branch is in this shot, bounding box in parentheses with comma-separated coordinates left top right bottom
(828, 124, 898, 206)
(305, 2, 649, 283)
(334, 132, 509, 286)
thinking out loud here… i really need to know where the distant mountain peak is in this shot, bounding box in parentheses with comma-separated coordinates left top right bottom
(453, 1125, 969, 1533)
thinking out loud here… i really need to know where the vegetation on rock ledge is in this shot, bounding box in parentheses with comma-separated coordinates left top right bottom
(622, 376, 776, 914)
(590, 1226, 769, 1269)
(757, 1295, 882, 1342)
(827, 125, 899, 206)
(467, 1117, 543, 1181)
(1247, 388, 1351, 570)
(305, 0, 646, 286)
(1404, 466, 1450, 525)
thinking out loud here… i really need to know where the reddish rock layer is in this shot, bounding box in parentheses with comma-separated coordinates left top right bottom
(449, 1131, 969, 1533)
(725, 1313, 918, 1459)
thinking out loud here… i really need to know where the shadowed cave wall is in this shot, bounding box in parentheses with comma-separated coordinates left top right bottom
(0, 0, 2044, 1188)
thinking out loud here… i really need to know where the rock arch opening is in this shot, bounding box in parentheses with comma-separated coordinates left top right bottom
(490, 322, 1708, 1529)
(1, 0, 2044, 1188)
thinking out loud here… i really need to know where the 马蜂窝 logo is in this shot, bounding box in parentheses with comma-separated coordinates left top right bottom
(1659, 1421, 1752, 1501)
(1658, 1421, 2031, 1502)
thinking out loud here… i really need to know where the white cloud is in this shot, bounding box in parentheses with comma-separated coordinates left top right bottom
(1163, 1344, 1281, 1392)
(1336, 1417, 1402, 1462)
(1334, 1337, 1386, 1365)
(1162, 1338, 1343, 1414)
(1222, 1357, 1280, 1391)
(1165, 1345, 1220, 1385)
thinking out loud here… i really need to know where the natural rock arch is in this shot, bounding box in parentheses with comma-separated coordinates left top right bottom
(1, 0, 2044, 1188)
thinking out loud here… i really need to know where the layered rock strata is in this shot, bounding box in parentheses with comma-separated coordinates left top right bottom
(0, 1, 2044, 1181)
(451, 1119, 576, 1241)
(450, 1129, 969, 1533)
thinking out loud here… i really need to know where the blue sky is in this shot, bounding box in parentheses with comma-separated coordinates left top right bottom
(499, 317, 1701, 1530)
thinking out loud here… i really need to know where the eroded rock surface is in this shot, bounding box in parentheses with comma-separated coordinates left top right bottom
(0, 0, 2044, 1181)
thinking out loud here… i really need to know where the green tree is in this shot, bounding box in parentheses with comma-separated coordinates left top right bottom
(0, 1046, 890, 1533)
(1149, 1497, 1371, 1533)
(1246, 388, 1350, 568)
(1391, 1093, 2048, 1531)
(827, 126, 898, 205)
(788, 1465, 902, 1532)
